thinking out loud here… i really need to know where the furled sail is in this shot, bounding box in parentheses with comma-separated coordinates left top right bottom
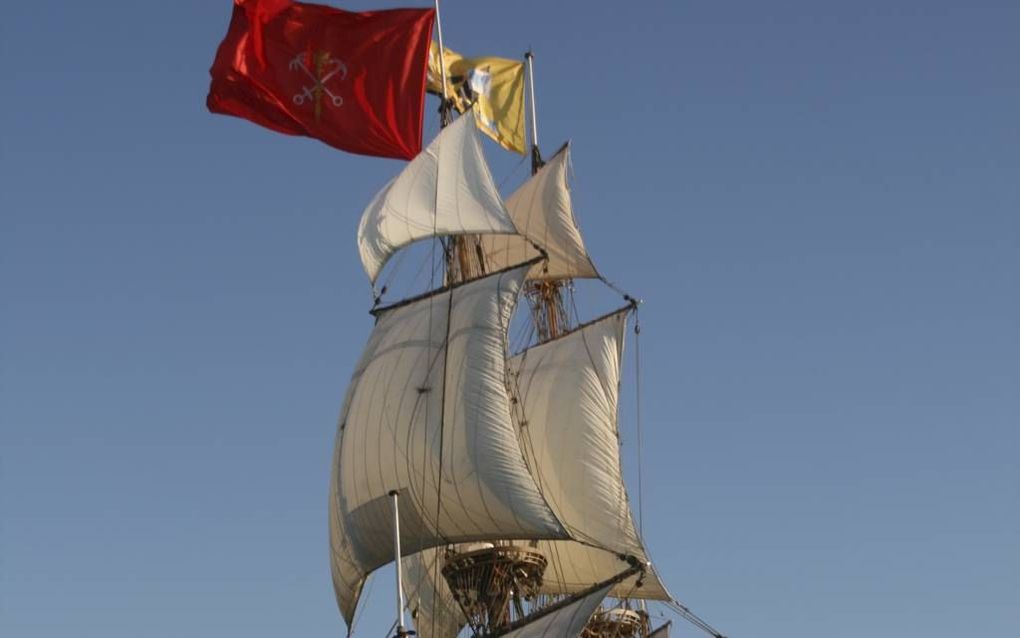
(357, 110, 518, 283)
(481, 143, 598, 280)
(329, 261, 568, 625)
(496, 582, 615, 638)
(509, 309, 670, 600)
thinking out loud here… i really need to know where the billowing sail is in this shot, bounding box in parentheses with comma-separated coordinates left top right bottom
(497, 582, 614, 638)
(329, 261, 567, 625)
(535, 541, 669, 600)
(510, 309, 670, 600)
(481, 143, 597, 280)
(401, 309, 669, 633)
(357, 110, 518, 283)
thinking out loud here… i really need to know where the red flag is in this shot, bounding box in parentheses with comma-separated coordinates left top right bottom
(207, 0, 436, 160)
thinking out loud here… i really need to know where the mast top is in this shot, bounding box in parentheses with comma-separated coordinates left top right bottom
(525, 49, 543, 174)
(433, 0, 452, 127)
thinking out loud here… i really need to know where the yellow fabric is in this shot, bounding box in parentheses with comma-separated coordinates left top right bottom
(427, 42, 526, 155)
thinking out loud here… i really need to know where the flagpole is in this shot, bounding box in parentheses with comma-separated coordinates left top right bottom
(434, 0, 451, 127)
(525, 49, 542, 173)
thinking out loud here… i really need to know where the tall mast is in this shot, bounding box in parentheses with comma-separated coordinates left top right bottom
(523, 49, 569, 342)
(434, 0, 452, 128)
(421, 39, 560, 638)
(433, 0, 463, 282)
(525, 50, 542, 173)
(433, 0, 487, 285)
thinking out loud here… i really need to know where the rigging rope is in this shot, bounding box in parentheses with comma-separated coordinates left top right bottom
(350, 572, 375, 637)
(665, 599, 727, 638)
(598, 274, 642, 307)
(497, 152, 530, 191)
(634, 306, 645, 537)
(425, 111, 444, 638)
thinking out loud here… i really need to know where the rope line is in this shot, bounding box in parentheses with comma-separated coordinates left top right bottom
(634, 306, 645, 537)
(598, 274, 642, 307)
(665, 598, 727, 638)
(425, 109, 445, 638)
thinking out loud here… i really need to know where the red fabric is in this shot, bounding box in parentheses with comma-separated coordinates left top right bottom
(235, 0, 293, 68)
(208, 0, 435, 160)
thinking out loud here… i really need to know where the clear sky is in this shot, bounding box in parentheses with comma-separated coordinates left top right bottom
(2, 1, 1018, 637)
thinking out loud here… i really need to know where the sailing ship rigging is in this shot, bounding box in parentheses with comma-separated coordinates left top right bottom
(201, 2, 725, 636)
(327, 6, 726, 638)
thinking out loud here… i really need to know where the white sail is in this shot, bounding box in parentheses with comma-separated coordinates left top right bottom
(535, 541, 669, 600)
(510, 309, 669, 600)
(481, 143, 598, 280)
(405, 544, 666, 637)
(392, 309, 669, 634)
(358, 110, 518, 283)
(498, 582, 614, 638)
(406, 548, 466, 638)
(329, 262, 567, 625)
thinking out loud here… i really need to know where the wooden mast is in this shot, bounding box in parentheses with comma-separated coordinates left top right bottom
(524, 50, 570, 342)
(428, 9, 546, 635)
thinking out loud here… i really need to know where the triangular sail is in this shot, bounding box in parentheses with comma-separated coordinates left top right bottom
(509, 309, 669, 600)
(496, 582, 614, 638)
(329, 262, 567, 625)
(481, 143, 598, 280)
(357, 110, 518, 283)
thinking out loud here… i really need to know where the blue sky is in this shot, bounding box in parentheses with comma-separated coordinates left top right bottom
(2, 1, 1018, 637)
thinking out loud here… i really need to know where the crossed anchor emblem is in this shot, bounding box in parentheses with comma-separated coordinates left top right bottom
(289, 52, 348, 111)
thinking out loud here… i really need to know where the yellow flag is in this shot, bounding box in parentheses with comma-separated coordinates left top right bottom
(427, 42, 526, 155)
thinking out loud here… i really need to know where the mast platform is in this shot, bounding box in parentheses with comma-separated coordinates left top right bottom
(441, 544, 548, 632)
(582, 607, 651, 638)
